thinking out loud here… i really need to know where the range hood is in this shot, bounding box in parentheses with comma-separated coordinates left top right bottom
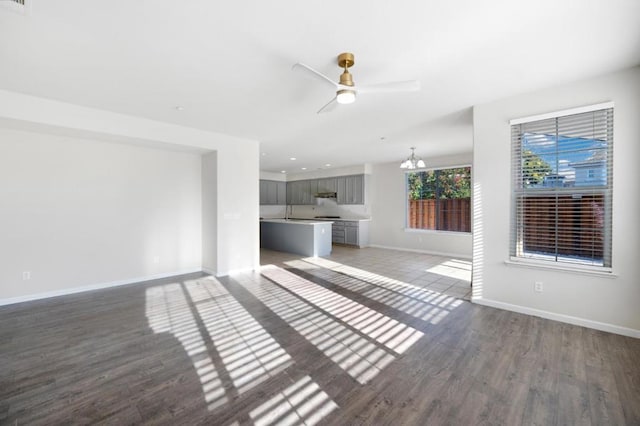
(314, 192, 337, 199)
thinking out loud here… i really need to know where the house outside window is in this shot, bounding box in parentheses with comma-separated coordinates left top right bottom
(406, 166, 471, 233)
(510, 104, 613, 269)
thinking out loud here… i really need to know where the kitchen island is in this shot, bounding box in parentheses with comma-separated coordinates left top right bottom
(260, 219, 332, 256)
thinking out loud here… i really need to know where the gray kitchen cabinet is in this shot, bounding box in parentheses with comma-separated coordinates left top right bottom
(287, 180, 312, 205)
(306, 180, 318, 204)
(336, 177, 347, 204)
(317, 177, 337, 193)
(331, 221, 346, 244)
(337, 174, 364, 204)
(331, 220, 369, 247)
(260, 220, 332, 257)
(286, 181, 297, 204)
(260, 180, 286, 205)
(267, 181, 278, 202)
(345, 224, 358, 245)
(285, 174, 365, 205)
(260, 180, 268, 204)
(353, 175, 364, 204)
(287, 179, 320, 205)
(276, 181, 287, 205)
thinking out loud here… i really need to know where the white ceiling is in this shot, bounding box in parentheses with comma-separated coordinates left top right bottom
(1, 0, 639, 173)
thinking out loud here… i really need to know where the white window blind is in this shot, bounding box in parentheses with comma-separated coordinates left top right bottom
(510, 106, 613, 268)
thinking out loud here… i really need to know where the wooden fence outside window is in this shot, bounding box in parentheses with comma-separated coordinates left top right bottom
(408, 198, 471, 232)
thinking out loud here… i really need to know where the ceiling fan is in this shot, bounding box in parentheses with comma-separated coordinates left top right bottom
(293, 52, 420, 114)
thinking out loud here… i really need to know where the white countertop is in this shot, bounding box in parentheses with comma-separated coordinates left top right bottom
(326, 218, 371, 222)
(261, 217, 371, 222)
(260, 218, 333, 225)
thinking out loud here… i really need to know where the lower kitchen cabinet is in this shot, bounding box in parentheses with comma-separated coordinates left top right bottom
(331, 220, 369, 248)
(332, 226, 345, 244)
(345, 225, 358, 245)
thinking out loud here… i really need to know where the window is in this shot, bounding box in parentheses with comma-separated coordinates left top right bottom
(510, 104, 613, 269)
(406, 166, 471, 232)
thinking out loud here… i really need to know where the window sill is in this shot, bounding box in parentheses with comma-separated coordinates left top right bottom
(404, 228, 471, 236)
(505, 257, 617, 278)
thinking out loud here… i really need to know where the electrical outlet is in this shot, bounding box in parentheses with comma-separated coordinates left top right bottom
(22, 271, 31, 280)
(534, 281, 543, 292)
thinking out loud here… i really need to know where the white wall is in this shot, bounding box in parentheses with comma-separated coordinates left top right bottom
(202, 152, 217, 273)
(260, 205, 286, 219)
(0, 128, 202, 300)
(216, 142, 260, 275)
(259, 171, 286, 181)
(286, 200, 370, 220)
(0, 89, 260, 302)
(369, 154, 473, 258)
(473, 66, 640, 336)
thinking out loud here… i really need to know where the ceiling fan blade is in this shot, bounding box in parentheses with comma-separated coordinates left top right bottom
(317, 96, 337, 114)
(356, 80, 421, 94)
(292, 63, 339, 89)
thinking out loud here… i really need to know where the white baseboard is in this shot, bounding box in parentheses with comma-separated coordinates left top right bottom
(0, 268, 202, 307)
(217, 266, 261, 277)
(368, 244, 471, 260)
(472, 297, 640, 339)
(203, 267, 255, 277)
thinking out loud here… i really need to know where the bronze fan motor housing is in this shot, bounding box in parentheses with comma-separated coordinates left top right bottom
(338, 52, 355, 87)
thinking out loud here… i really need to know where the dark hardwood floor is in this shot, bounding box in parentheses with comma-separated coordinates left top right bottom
(1, 247, 639, 425)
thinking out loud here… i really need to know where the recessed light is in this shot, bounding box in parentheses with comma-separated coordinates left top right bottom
(175, 106, 185, 111)
(290, 157, 297, 161)
(301, 167, 307, 170)
(281, 170, 286, 173)
(325, 163, 331, 167)
(261, 152, 267, 156)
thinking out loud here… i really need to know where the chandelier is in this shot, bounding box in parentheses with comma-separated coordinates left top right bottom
(399, 147, 426, 169)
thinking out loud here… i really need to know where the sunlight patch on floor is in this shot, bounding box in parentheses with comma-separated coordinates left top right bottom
(145, 283, 227, 411)
(146, 277, 297, 412)
(262, 267, 424, 354)
(242, 265, 424, 383)
(298, 258, 463, 324)
(185, 277, 293, 395)
(249, 375, 339, 426)
(427, 259, 472, 282)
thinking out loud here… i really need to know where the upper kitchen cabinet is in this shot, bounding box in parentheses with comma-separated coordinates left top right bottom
(337, 174, 364, 204)
(285, 174, 366, 205)
(276, 181, 287, 205)
(287, 180, 313, 205)
(307, 180, 318, 203)
(317, 177, 337, 193)
(259, 180, 287, 205)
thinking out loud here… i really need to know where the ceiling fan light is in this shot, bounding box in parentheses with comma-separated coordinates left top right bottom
(336, 89, 356, 105)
